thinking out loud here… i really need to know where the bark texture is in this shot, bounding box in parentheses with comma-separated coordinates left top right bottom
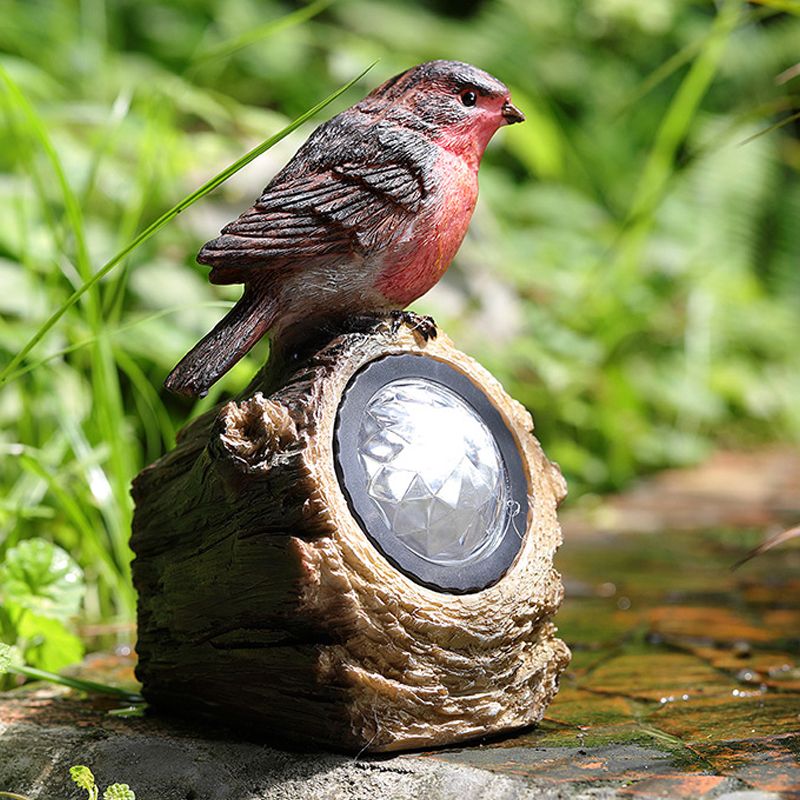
(131, 323, 570, 752)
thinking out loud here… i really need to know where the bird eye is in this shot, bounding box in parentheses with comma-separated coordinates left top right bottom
(460, 90, 477, 107)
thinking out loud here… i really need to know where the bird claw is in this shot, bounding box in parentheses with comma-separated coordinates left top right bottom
(339, 311, 438, 342)
(388, 310, 438, 342)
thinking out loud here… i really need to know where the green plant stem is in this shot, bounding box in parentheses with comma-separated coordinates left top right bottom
(0, 62, 375, 386)
(739, 110, 800, 145)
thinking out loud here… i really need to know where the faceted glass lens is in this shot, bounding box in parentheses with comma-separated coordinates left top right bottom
(357, 378, 509, 565)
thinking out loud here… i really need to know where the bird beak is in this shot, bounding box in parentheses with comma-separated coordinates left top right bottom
(501, 101, 525, 125)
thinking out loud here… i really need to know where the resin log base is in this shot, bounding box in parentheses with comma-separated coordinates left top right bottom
(131, 322, 570, 753)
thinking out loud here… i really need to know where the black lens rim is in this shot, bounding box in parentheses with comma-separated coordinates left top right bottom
(333, 353, 529, 594)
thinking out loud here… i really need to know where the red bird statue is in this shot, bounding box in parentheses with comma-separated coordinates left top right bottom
(165, 60, 524, 396)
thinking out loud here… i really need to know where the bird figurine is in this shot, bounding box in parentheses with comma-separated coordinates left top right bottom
(165, 60, 525, 396)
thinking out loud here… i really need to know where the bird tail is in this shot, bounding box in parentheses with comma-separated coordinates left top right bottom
(164, 288, 277, 397)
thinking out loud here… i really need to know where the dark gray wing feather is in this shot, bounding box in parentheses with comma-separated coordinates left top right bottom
(199, 156, 426, 284)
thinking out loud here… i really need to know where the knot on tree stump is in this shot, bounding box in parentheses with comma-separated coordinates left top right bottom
(216, 392, 299, 469)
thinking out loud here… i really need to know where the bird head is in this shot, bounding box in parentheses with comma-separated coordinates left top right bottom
(361, 60, 524, 167)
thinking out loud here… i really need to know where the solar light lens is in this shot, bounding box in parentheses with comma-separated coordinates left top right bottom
(334, 354, 528, 593)
(357, 378, 509, 565)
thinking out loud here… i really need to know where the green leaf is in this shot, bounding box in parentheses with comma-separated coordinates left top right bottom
(69, 765, 96, 793)
(103, 785, 135, 800)
(16, 612, 84, 672)
(0, 539, 84, 621)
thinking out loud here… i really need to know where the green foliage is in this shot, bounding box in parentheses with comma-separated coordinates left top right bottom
(0, 61, 373, 387)
(103, 785, 136, 800)
(70, 766, 135, 800)
(0, 539, 85, 682)
(0, 0, 798, 661)
(0, 538, 84, 620)
(13, 613, 84, 674)
(0, 763, 135, 800)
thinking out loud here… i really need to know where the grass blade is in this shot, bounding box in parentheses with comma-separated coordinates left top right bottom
(0, 61, 375, 386)
(3, 303, 234, 384)
(614, 0, 741, 278)
(196, 0, 336, 64)
(614, 5, 779, 118)
(749, 0, 800, 13)
(11, 663, 144, 703)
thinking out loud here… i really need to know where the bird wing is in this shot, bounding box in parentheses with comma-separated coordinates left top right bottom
(199, 160, 426, 284)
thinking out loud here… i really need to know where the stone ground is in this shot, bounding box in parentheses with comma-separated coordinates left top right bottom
(2, 447, 800, 799)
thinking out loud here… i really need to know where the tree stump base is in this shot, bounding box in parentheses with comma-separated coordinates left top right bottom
(131, 323, 570, 752)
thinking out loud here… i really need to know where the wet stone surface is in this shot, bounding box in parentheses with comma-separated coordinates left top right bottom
(2, 451, 800, 799)
(422, 525, 800, 798)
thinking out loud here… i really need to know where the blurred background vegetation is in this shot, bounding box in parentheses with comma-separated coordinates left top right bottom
(0, 0, 798, 667)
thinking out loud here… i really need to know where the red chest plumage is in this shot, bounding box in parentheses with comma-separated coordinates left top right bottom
(376, 150, 478, 306)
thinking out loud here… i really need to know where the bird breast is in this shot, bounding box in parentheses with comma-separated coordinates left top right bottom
(375, 149, 478, 306)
